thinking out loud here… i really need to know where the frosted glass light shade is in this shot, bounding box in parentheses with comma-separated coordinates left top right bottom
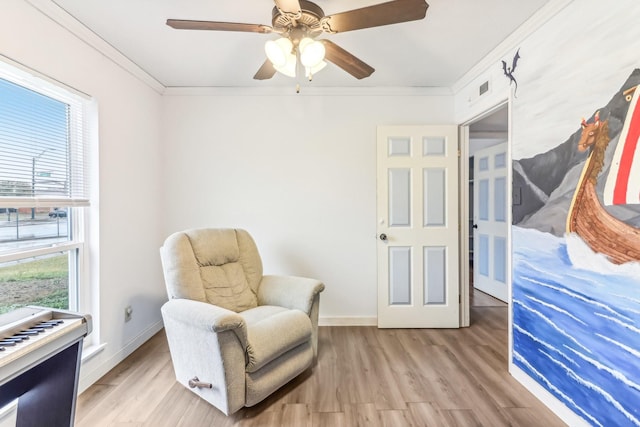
(299, 37, 325, 67)
(275, 52, 297, 77)
(265, 38, 293, 67)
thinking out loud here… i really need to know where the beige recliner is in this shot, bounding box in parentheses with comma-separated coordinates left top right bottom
(159, 228, 324, 415)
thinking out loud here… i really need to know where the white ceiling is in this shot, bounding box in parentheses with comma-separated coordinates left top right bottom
(50, 0, 551, 89)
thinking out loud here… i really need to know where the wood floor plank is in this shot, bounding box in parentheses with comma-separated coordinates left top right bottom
(311, 411, 349, 427)
(177, 397, 233, 427)
(308, 327, 342, 413)
(373, 329, 430, 403)
(444, 341, 526, 409)
(233, 411, 281, 427)
(378, 409, 417, 427)
(94, 333, 169, 387)
(501, 405, 567, 427)
(75, 306, 567, 426)
(444, 409, 483, 427)
(141, 382, 199, 427)
(428, 345, 519, 426)
(76, 343, 173, 427)
(333, 326, 377, 406)
(342, 403, 382, 427)
(281, 403, 311, 427)
(114, 359, 176, 423)
(359, 328, 409, 410)
(74, 383, 115, 425)
(407, 402, 454, 427)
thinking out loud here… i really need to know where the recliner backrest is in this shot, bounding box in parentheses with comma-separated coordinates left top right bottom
(160, 228, 263, 312)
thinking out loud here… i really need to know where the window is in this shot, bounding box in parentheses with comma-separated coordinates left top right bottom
(0, 61, 92, 319)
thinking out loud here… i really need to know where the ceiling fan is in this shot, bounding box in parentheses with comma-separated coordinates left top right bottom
(166, 0, 429, 81)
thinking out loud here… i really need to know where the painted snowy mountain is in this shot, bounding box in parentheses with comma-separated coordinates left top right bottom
(513, 69, 640, 236)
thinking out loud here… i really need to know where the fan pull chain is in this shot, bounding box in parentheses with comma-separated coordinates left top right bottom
(296, 52, 302, 93)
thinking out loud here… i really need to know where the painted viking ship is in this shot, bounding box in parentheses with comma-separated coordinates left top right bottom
(566, 86, 640, 264)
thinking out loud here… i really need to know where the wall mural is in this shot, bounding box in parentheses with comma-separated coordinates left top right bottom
(512, 69, 640, 426)
(502, 48, 521, 97)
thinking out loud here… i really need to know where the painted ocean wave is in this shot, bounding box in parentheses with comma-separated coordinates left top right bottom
(513, 226, 640, 426)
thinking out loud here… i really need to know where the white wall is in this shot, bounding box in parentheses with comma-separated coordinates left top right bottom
(161, 90, 454, 322)
(0, 1, 166, 390)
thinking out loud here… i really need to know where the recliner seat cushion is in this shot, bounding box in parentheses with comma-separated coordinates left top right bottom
(239, 306, 312, 373)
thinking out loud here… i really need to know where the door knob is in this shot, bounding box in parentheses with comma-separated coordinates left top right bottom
(379, 233, 388, 241)
(472, 224, 478, 229)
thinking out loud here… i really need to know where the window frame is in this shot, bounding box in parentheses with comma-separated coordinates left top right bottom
(0, 58, 95, 347)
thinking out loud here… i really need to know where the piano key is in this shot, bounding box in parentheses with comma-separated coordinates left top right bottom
(38, 324, 55, 329)
(3, 337, 25, 343)
(40, 320, 64, 325)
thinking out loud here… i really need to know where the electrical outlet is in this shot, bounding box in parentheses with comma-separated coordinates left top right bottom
(124, 305, 133, 322)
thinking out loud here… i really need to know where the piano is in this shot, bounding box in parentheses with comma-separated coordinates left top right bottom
(0, 307, 92, 427)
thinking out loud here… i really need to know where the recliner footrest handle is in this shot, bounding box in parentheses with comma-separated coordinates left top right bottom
(188, 376, 212, 389)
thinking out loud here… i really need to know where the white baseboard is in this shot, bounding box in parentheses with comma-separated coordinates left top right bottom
(78, 320, 164, 394)
(319, 316, 377, 326)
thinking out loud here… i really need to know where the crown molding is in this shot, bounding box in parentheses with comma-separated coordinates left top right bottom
(162, 85, 452, 97)
(26, 0, 166, 95)
(451, 0, 574, 95)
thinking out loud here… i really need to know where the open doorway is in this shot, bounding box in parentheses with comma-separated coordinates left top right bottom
(466, 104, 509, 311)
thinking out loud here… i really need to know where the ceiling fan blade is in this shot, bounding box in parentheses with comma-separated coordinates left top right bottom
(166, 19, 273, 34)
(322, 0, 428, 33)
(274, 0, 302, 15)
(253, 60, 277, 80)
(321, 40, 374, 79)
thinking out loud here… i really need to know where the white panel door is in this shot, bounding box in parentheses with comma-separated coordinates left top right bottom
(377, 125, 459, 328)
(473, 142, 508, 302)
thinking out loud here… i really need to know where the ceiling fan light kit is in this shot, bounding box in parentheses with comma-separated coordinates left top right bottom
(264, 35, 325, 80)
(167, 0, 429, 85)
(298, 37, 325, 68)
(265, 37, 293, 68)
(274, 51, 297, 78)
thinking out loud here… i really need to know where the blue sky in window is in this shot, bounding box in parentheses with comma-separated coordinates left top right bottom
(0, 78, 69, 194)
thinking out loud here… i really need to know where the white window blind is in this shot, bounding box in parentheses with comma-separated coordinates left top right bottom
(0, 68, 90, 208)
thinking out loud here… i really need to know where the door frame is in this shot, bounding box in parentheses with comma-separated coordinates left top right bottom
(459, 99, 511, 327)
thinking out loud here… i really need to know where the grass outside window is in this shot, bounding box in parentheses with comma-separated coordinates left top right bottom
(0, 254, 69, 315)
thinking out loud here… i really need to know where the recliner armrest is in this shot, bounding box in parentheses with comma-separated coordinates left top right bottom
(257, 275, 325, 314)
(161, 298, 245, 333)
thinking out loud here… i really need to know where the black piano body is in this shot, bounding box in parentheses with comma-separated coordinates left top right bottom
(0, 307, 92, 427)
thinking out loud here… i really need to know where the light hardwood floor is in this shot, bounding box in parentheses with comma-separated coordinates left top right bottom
(75, 305, 565, 426)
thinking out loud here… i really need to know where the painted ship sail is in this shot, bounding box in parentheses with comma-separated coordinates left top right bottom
(604, 86, 640, 206)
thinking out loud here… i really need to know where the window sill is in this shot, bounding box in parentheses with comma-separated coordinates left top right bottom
(81, 342, 106, 363)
